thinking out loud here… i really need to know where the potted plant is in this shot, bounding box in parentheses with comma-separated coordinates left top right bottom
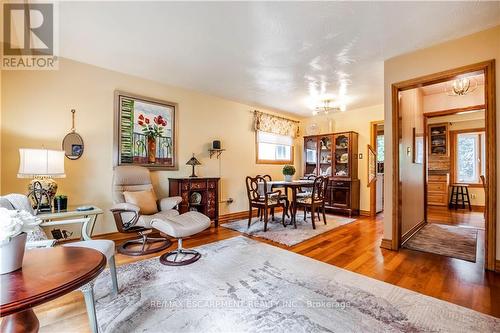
(0, 208, 42, 274)
(54, 195, 68, 212)
(282, 165, 296, 182)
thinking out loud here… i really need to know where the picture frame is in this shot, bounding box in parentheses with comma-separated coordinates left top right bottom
(413, 127, 423, 164)
(71, 144, 83, 157)
(114, 91, 178, 170)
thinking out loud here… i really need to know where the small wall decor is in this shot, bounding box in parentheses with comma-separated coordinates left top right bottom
(62, 109, 84, 160)
(114, 91, 178, 170)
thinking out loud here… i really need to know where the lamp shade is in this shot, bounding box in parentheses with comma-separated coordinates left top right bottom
(186, 154, 201, 166)
(18, 148, 66, 178)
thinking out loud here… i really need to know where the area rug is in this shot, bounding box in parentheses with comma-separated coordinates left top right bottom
(403, 223, 478, 262)
(221, 214, 356, 246)
(93, 236, 499, 333)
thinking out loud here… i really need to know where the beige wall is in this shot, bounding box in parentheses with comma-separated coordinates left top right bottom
(384, 25, 500, 259)
(1, 58, 303, 235)
(301, 104, 384, 213)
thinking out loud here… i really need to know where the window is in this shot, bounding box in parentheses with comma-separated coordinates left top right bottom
(456, 131, 484, 183)
(256, 131, 293, 164)
(376, 134, 384, 162)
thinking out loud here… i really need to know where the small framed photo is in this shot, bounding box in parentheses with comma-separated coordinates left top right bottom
(72, 144, 83, 157)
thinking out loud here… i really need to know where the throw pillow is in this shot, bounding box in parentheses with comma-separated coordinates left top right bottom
(123, 189, 159, 215)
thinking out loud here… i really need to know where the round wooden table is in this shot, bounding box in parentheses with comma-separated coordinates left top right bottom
(1, 247, 106, 333)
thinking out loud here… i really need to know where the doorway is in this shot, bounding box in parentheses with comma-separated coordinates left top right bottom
(370, 121, 384, 216)
(390, 60, 496, 271)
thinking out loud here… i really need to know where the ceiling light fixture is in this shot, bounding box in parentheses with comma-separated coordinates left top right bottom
(446, 77, 478, 96)
(314, 99, 344, 115)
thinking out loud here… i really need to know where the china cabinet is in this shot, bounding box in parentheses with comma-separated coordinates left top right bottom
(303, 131, 359, 216)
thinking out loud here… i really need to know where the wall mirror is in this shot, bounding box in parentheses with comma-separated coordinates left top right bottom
(62, 109, 84, 160)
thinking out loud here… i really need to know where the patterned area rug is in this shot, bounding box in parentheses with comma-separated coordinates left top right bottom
(93, 236, 499, 332)
(403, 223, 478, 262)
(221, 214, 356, 246)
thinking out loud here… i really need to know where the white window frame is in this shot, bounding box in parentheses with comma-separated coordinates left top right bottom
(455, 131, 484, 184)
(256, 131, 294, 164)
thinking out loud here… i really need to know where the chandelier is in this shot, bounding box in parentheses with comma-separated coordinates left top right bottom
(446, 77, 478, 96)
(313, 99, 342, 115)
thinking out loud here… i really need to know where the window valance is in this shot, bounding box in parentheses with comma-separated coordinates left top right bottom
(253, 110, 299, 138)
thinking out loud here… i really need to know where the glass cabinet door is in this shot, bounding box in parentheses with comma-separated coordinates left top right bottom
(304, 137, 318, 175)
(334, 134, 350, 178)
(318, 135, 332, 176)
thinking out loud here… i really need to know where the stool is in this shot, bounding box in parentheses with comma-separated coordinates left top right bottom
(449, 184, 471, 211)
(151, 211, 211, 266)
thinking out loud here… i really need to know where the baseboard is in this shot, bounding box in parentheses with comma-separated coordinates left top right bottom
(359, 210, 371, 217)
(401, 220, 427, 245)
(380, 238, 393, 250)
(218, 209, 258, 224)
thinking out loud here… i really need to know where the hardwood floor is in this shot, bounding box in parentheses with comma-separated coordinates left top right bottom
(30, 213, 500, 332)
(427, 205, 485, 229)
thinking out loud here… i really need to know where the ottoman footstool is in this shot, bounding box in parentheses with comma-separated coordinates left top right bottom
(151, 211, 211, 266)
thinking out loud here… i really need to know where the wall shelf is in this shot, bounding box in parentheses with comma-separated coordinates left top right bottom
(209, 149, 225, 159)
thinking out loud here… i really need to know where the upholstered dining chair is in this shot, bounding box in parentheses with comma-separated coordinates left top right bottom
(295, 176, 328, 229)
(110, 165, 182, 256)
(246, 176, 286, 231)
(256, 174, 290, 220)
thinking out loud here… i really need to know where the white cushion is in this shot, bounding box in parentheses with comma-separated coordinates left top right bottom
(137, 209, 180, 228)
(63, 240, 115, 260)
(152, 211, 210, 238)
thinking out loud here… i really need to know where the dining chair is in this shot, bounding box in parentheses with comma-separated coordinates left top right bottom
(298, 174, 316, 196)
(246, 176, 287, 231)
(256, 174, 290, 220)
(295, 176, 328, 229)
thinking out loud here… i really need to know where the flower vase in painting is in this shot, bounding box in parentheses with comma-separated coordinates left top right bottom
(116, 92, 177, 170)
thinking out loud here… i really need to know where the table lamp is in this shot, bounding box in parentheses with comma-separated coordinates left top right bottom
(186, 154, 201, 178)
(17, 148, 66, 213)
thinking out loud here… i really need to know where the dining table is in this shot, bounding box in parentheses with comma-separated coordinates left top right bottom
(260, 179, 315, 227)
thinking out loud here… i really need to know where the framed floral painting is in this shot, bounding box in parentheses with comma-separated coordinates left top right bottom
(114, 91, 178, 170)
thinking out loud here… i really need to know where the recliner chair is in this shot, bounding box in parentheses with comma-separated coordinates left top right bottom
(110, 165, 182, 256)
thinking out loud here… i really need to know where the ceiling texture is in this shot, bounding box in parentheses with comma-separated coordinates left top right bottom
(59, 2, 500, 116)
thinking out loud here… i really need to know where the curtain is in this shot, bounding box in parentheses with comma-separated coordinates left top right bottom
(253, 110, 299, 138)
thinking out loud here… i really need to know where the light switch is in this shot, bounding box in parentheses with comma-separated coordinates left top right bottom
(359, 153, 363, 159)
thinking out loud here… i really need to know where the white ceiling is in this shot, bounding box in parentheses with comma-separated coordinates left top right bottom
(59, 2, 500, 116)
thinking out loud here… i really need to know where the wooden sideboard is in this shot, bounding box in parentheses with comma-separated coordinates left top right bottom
(169, 178, 220, 227)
